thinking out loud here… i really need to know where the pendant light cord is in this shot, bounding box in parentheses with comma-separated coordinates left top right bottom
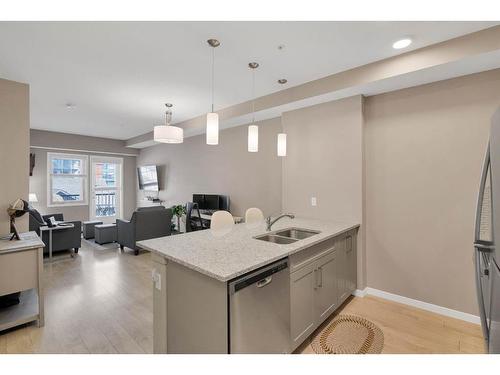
(211, 47, 215, 113)
(252, 67, 255, 123)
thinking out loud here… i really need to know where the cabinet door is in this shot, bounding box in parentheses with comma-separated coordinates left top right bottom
(314, 251, 338, 325)
(290, 262, 316, 350)
(336, 234, 349, 304)
(345, 231, 357, 295)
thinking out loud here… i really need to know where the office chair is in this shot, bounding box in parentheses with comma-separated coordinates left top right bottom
(185, 202, 206, 232)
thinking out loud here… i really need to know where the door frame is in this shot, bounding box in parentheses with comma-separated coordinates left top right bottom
(89, 155, 124, 223)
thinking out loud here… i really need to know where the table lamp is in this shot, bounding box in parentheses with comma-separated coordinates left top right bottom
(28, 193, 38, 203)
(7, 199, 29, 240)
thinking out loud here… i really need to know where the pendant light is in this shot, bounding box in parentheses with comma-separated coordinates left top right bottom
(154, 103, 183, 144)
(206, 39, 220, 145)
(276, 77, 288, 157)
(277, 133, 287, 156)
(248, 62, 259, 152)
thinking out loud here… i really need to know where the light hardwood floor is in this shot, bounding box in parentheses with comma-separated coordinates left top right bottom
(0, 239, 485, 354)
(298, 295, 485, 354)
(0, 240, 153, 354)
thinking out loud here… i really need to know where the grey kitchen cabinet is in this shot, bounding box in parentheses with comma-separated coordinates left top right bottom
(290, 242, 339, 351)
(290, 261, 317, 348)
(337, 230, 358, 305)
(289, 230, 358, 351)
(345, 231, 357, 296)
(314, 251, 339, 323)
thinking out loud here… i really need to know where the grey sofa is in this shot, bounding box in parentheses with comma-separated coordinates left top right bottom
(117, 206, 173, 255)
(29, 212, 82, 255)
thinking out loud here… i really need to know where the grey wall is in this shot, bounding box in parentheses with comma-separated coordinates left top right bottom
(282, 96, 363, 222)
(282, 95, 365, 287)
(137, 117, 283, 218)
(29, 130, 137, 221)
(364, 68, 500, 315)
(0, 78, 30, 235)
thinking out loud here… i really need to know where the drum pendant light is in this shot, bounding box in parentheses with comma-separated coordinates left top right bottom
(247, 62, 259, 152)
(206, 39, 220, 145)
(153, 103, 183, 144)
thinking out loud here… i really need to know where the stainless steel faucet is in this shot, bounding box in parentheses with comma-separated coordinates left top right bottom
(266, 213, 295, 231)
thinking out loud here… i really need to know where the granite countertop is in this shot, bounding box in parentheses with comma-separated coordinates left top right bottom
(138, 217, 360, 282)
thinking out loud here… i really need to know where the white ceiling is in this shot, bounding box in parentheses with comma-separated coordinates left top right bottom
(0, 21, 498, 140)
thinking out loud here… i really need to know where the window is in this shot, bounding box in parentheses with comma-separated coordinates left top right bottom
(90, 156, 123, 222)
(47, 153, 88, 207)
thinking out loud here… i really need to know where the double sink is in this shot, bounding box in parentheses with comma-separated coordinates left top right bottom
(255, 228, 321, 244)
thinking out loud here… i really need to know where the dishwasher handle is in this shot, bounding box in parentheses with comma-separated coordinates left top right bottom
(229, 259, 288, 294)
(256, 276, 273, 288)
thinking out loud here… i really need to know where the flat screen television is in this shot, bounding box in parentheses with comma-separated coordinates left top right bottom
(138, 165, 159, 191)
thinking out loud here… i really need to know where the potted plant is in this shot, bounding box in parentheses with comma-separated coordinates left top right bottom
(172, 204, 186, 232)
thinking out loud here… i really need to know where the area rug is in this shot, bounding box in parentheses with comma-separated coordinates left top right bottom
(311, 314, 384, 354)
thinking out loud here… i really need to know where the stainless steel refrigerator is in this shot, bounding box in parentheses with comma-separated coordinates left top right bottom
(474, 107, 500, 353)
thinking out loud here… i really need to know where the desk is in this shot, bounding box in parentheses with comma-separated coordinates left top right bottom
(200, 213, 243, 224)
(173, 214, 243, 234)
(39, 223, 75, 262)
(0, 232, 45, 332)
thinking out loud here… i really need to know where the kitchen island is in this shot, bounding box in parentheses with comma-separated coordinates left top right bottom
(138, 216, 359, 354)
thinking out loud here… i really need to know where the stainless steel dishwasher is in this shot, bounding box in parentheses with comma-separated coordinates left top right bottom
(228, 258, 290, 353)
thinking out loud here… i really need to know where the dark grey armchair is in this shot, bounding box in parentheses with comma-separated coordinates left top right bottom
(117, 206, 173, 255)
(29, 212, 82, 255)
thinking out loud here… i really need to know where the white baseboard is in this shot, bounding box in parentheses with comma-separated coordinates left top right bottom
(352, 288, 367, 297)
(352, 287, 480, 324)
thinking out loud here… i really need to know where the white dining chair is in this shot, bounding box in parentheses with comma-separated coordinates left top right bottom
(245, 207, 264, 225)
(210, 210, 235, 232)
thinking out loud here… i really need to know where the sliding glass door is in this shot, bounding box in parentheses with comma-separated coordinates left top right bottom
(90, 156, 123, 223)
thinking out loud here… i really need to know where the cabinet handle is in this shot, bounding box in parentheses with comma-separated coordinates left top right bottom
(346, 235, 353, 253)
(318, 267, 323, 287)
(314, 269, 318, 289)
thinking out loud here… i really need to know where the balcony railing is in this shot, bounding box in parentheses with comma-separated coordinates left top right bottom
(95, 192, 116, 217)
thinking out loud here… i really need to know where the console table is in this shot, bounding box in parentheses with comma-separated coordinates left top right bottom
(0, 231, 45, 332)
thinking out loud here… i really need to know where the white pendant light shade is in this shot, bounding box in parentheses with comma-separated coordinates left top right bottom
(154, 125, 183, 144)
(248, 125, 259, 152)
(153, 103, 183, 144)
(206, 112, 219, 145)
(277, 133, 287, 157)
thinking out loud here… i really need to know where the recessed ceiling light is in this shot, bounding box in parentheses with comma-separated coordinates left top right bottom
(278, 79, 288, 84)
(392, 38, 412, 50)
(65, 103, 76, 110)
(277, 44, 285, 50)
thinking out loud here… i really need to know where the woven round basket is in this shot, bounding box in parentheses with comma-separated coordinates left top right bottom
(311, 314, 384, 354)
